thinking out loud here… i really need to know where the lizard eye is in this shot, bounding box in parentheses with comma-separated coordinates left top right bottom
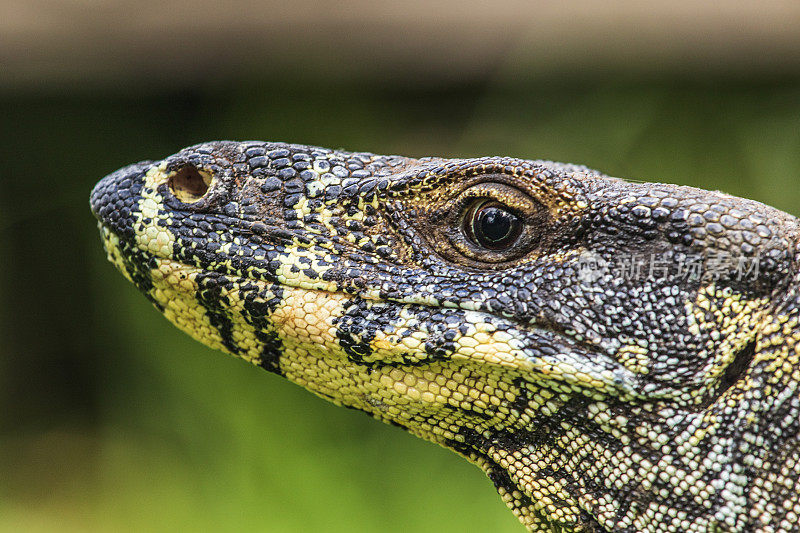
(424, 179, 550, 267)
(464, 200, 522, 250)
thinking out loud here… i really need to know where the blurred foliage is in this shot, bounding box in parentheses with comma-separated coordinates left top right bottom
(1, 75, 799, 532)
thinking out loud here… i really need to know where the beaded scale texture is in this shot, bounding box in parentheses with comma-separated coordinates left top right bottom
(90, 141, 800, 532)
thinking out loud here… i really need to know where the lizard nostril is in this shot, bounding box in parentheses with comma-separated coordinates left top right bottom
(168, 165, 212, 203)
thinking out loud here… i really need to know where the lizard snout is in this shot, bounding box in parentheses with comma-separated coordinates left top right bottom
(90, 160, 152, 238)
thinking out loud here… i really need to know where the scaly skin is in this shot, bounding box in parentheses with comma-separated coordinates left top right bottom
(90, 141, 800, 532)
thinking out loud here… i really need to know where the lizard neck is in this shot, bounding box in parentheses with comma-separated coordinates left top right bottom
(480, 298, 800, 532)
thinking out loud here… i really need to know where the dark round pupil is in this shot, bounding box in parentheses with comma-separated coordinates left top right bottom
(471, 204, 521, 249)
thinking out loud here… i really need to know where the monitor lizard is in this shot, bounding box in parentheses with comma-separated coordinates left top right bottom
(90, 140, 800, 532)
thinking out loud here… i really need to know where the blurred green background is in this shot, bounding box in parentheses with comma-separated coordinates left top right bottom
(2, 2, 800, 532)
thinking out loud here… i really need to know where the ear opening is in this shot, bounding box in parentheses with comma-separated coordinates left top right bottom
(704, 340, 757, 407)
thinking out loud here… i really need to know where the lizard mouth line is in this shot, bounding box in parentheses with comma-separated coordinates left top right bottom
(97, 219, 603, 362)
(97, 219, 455, 310)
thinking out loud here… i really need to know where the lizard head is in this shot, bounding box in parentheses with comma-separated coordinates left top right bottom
(91, 141, 800, 531)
